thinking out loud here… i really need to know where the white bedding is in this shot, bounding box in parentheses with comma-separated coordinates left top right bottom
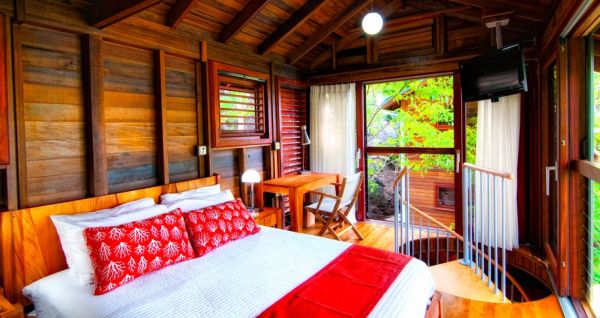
(24, 226, 435, 318)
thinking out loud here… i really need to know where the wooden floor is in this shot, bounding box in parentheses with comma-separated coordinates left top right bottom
(301, 221, 564, 318)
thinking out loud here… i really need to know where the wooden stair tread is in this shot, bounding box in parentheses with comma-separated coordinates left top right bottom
(439, 291, 563, 318)
(429, 260, 508, 304)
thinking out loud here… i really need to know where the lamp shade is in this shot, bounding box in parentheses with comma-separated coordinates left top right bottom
(241, 169, 260, 183)
(362, 12, 383, 35)
(301, 125, 311, 146)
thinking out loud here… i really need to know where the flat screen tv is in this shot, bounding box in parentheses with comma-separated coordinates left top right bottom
(460, 44, 528, 102)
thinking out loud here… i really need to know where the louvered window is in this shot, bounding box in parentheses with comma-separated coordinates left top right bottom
(219, 74, 265, 137)
(209, 61, 272, 148)
(280, 85, 308, 175)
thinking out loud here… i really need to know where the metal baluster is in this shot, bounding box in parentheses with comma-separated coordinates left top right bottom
(436, 227, 440, 265)
(427, 220, 431, 266)
(394, 171, 400, 254)
(406, 174, 416, 257)
(494, 176, 499, 294)
(419, 215, 423, 260)
(462, 167, 469, 265)
(502, 179, 506, 302)
(446, 230, 449, 262)
(475, 171, 480, 275)
(487, 174, 492, 287)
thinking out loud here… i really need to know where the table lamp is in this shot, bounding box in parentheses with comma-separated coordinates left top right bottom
(241, 169, 260, 215)
(300, 125, 311, 174)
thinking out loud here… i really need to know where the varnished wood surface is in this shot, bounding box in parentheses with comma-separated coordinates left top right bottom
(261, 172, 338, 188)
(259, 172, 339, 232)
(303, 222, 564, 318)
(1, 175, 219, 305)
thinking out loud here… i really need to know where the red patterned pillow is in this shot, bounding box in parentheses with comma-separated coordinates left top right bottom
(184, 199, 260, 257)
(83, 209, 195, 295)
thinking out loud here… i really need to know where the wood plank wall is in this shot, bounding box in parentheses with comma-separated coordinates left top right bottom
(0, 0, 307, 210)
(104, 41, 158, 193)
(165, 55, 199, 183)
(19, 25, 87, 207)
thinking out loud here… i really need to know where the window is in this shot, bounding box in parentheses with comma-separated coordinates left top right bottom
(434, 184, 455, 210)
(219, 74, 265, 136)
(209, 62, 272, 148)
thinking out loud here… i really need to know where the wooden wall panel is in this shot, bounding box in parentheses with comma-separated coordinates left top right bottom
(279, 85, 308, 175)
(211, 149, 239, 197)
(165, 54, 198, 182)
(20, 25, 87, 207)
(103, 41, 158, 193)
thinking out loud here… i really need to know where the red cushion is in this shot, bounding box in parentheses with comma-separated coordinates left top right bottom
(83, 209, 195, 295)
(184, 199, 260, 257)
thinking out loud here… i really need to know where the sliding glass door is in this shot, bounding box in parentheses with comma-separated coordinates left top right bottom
(363, 75, 463, 230)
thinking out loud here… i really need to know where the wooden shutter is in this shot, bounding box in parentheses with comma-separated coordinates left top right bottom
(276, 79, 309, 228)
(209, 61, 272, 148)
(280, 85, 308, 175)
(218, 75, 265, 137)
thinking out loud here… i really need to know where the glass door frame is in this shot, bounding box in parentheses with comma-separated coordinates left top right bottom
(357, 72, 465, 232)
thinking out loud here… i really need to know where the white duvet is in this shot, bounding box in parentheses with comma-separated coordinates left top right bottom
(23, 226, 435, 318)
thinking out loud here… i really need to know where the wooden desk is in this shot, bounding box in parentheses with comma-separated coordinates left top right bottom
(257, 173, 339, 232)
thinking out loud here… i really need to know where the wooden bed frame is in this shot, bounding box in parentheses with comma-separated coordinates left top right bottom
(0, 175, 221, 305)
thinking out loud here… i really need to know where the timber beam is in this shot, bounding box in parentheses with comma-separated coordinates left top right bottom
(89, 0, 163, 29)
(219, 0, 270, 44)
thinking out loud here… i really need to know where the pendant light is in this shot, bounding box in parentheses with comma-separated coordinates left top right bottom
(361, 1, 383, 35)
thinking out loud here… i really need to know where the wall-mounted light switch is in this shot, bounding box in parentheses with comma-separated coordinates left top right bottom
(273, 141, 281, 150)
(196, 145, 208, 156)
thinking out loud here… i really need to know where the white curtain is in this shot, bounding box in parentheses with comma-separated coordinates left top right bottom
(310, 83, 357, 222)
(475, 94, 520, 250)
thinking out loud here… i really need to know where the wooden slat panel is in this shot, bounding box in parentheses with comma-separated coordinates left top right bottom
(19, 25, 87, 207)
(165, 54, 198, 183)
(103, 41, 157, 193)
(279, 85, 308, 176)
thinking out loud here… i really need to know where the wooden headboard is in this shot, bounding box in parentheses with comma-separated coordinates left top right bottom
(0, 175, 220, 305)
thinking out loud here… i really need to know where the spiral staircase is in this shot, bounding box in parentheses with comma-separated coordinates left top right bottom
(392, 164, 562, 317)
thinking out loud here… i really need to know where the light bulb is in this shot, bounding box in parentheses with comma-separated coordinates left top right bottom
(362, 12, 383, 35)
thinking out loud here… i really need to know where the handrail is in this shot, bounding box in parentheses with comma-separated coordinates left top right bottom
(406, 202, 530, 302)
(462, 163, 513, 180)
(392, 166, 408, 190)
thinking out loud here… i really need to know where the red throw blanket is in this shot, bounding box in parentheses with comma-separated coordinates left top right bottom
(258, 245, 413, 318)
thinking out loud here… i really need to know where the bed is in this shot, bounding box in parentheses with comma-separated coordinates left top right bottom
(1, 175, 437, 317)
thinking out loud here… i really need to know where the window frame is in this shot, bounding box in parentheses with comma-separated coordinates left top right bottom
(208, 61, 272, 148)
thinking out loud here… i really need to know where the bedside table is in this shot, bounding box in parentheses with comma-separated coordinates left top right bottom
(254, 207, 282, 229)
(0, 288, 23, 318)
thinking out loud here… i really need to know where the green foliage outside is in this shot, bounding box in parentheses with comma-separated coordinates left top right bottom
(593, 182, 600, 284)
(593, 72, 600, 285)
(365, 76, 477, 196)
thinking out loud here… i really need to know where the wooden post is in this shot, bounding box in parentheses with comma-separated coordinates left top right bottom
(82, 34, 108, 196)
(4, 15, 17, 210)
(238, 148, 248, 204)
(436, 14, 446, 55)
(199, 41, 212, 175)
(13, 24, 28, 207)
(154, 50, 169, 185)
(332, 38, 337, 70)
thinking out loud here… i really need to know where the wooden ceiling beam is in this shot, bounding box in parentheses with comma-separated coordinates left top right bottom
(219, 0, 270, 44)
(89, 0, 163, 29)
(257, 0, 327, 55)
(288, 0, 372, 65)
(309, 5, 468, 70)
(167, 0, 196, 29)
(446, 0, 546, 23)
(405, 0, 537, 36)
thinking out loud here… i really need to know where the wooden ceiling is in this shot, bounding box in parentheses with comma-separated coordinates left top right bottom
(90, 0, 560, 73)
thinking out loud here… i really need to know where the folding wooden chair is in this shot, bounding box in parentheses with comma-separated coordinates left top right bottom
(305, 172, 365, 241)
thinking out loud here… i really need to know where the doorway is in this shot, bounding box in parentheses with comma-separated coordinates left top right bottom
(363, 75, 462, 229)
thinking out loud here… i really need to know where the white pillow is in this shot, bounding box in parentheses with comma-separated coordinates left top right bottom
(160, 184, 221, 204)
(50, 200, 168, 285)
(165, 190, 235, 212)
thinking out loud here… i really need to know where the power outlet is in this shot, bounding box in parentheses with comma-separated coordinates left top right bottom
(196, 145, 207, 156)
